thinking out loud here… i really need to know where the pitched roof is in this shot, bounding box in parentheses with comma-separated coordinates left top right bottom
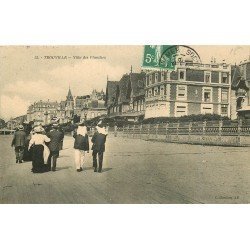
(231, 65, 250, 90)
(231, 65, 241, 88)
(130, 72, 146, 97)
(118, 74, 130, 104)
(105, 81, 119, 107)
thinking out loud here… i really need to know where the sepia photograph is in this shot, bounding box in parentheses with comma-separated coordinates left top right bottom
(2, 1, 250, 249)
(1, 45, 250, 204)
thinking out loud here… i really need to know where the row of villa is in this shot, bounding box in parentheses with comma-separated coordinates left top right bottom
(105, 58, 250, 122)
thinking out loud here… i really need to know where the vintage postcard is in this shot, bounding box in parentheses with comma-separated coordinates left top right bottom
(1, 45, 250, 204)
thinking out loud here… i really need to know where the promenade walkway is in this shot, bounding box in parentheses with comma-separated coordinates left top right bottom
(0, 135, 249, 203)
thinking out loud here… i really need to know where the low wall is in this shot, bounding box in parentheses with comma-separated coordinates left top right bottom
(116, 131, 250, 147)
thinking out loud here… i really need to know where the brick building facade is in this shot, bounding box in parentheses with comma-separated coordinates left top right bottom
(144, 61, 231, 119)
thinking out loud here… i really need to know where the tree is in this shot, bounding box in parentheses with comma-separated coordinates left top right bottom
(0, 118, 6, 129)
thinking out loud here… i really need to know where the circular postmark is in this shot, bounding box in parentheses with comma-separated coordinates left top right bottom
(159, 45, 202, 69)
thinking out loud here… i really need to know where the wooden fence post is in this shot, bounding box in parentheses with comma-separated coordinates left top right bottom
(140, 124, 142, 139)
(147, 124, 150, 140)
(155, 124, 159, 139)
(203, 120, 207, 135)
(188, 121, 192, 142)
(176, 121, 179, 141)
(218, 120, 223, 136)
(237, 119, 242, 146)
(166, 122, 169, 142)
(202, 120, 207, 144)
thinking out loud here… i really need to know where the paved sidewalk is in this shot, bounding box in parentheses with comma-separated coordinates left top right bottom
(0, 135, 249, 203)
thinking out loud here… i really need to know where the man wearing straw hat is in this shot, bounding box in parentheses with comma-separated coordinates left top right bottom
(11, 124, 27, 163)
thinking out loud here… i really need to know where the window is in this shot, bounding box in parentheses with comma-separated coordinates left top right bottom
(203, 88, 212, 102)
(154, 87, 159, 96)
(201, 104, 213, 114)
(161, 72, 165, 80)
(221, 90, 228, 103)
(149, 75, 152, 84)
(177, 85, 187, 100)
(204, 92, 210, 102)
(164, 71, 167, 80)
(202, 107, 212, 114)
(222, 73, 228, 83)
(221, 105, 228, 115)
(160, 85, 165, 96)
(205, 72, 211, 83)
(155, 72, 158, 82)
(175, 104, 187, 117)
(179, 70, 185, 80)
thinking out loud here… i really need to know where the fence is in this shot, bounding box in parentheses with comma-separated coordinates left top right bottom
(111, 120, 250, 146)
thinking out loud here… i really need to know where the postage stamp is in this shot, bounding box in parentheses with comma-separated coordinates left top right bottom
(142, 45, 201, 70)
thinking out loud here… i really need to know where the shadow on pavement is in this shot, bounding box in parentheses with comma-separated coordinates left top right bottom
(83, 167, 113, 172)
(56, 166, 71, 171)
(85, 167, 94, 170)
(102, 168, 112, 173)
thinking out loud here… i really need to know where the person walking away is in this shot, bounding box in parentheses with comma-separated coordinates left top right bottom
(11, 125, 27, 164)
(73, 121, 89, 172)
(91, 121, 108, 173)
(23, 121, 33, 161)
(28, 125, 51, 173)
(47, 123, 64, 171)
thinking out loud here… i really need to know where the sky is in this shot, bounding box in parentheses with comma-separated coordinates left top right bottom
(1, 45, 250, 121)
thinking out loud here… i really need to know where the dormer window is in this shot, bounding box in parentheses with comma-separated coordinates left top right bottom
(222, 73, 228, 83)
(155, 72, 158, 83)
(205, 72, 211, 83)
(179, 70, 185, 80)
(149, 75, 152, 84)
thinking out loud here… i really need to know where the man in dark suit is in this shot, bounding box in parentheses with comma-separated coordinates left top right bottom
(11, 125, 27, 163)
(91, 121, 107, 173)
(47, 123, 64, 171)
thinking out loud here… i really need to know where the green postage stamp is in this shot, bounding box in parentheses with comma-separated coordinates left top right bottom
(141, 45, 177, 71)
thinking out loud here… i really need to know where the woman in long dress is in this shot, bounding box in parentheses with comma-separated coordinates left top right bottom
(28, 125, 51, 173)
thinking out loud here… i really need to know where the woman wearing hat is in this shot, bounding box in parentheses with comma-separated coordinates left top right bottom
(28, 125, 51, 173)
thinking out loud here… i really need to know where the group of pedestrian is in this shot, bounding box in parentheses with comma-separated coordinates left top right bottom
(73, 120, 107, 173)
(11, 120, 107, 174)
